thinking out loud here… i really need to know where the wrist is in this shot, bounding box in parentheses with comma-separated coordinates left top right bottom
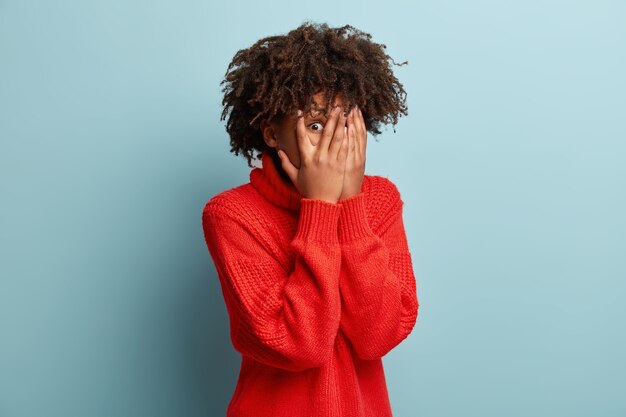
(338, 192, 374, 242)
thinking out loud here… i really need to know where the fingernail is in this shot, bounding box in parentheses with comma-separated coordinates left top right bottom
(333, 106, 340, 115)
(297, 110, 302, 117)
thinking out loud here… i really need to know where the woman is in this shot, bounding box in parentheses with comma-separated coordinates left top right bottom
(202, 21, 419, 417)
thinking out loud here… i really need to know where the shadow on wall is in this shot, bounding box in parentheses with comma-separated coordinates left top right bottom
(193, 175, 242, 414)
(153, 162, 243, 415)
(203, 268, 240, 413)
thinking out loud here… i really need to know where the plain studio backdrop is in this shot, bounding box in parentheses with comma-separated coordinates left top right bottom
(1, 1, 625, 416)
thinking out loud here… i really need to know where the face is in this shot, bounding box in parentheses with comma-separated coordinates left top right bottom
(260, 92, 346, 169)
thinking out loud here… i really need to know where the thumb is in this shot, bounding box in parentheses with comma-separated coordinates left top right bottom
(277, 149, 298, 185)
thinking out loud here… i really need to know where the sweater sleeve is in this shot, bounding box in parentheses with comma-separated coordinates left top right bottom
(202, 198, 343, 372)
(336, 186, 419, 360)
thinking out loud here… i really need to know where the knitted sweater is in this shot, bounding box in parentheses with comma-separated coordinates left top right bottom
(201, 151, 419, 417)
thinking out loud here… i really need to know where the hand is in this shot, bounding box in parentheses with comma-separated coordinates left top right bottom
(278, 106, 349, 204)
(339, 105, 367, 200)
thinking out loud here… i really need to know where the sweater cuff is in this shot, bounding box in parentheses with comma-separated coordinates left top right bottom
(294, 198, 342, 242)
(338, 192, 375, 243)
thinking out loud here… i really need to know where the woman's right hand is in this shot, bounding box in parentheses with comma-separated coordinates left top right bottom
(278, 106, 350, 204)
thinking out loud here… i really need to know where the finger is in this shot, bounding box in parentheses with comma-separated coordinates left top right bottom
(338, 116, 350, 163)
(357, 106, 366, 131)
(328, 109, 347, 160)
(354, 108, 363, 155)
(295, 110, 314, 154)
(277, 149, 298, 185)
(357, 106, 367, 156)
(347, 108, 357, 161)
(318, 106, 341, 154)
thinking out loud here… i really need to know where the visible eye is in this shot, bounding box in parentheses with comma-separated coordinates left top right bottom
(308, 121, 324, 132)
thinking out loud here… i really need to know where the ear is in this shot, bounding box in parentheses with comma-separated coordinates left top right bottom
(260, 118, 278, 148)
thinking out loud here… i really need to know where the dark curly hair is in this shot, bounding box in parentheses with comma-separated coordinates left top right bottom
(220, 21, 409, 168)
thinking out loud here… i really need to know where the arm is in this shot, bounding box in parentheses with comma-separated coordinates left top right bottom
(202, 198, 343, 372)
(337, 189, 419, 360)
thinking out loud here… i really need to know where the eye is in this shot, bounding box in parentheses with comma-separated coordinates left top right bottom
(308, 121, 324, 132)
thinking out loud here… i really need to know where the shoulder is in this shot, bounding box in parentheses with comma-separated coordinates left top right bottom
(202, 183, 262, 224)
(364, 174, 402, 202)
(362, 174, 404, 232)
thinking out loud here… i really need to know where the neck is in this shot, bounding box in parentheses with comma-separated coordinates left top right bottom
(268, 148, 293, 184)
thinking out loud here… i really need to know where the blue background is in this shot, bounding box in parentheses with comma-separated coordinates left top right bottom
(1, 1, 625, 416)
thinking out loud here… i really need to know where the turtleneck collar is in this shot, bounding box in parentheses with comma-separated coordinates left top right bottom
(249, 150, 303, 211)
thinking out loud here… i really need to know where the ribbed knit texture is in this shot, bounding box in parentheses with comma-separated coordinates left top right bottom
(201, 151, 419, 417)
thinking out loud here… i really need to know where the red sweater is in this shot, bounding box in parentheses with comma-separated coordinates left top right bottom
(201, 151, 419, 417)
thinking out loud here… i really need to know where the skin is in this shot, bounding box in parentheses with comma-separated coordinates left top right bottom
(260, 92, 368, 203)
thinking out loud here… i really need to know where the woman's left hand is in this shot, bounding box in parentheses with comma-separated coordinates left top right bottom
(339, 105, 367, 200)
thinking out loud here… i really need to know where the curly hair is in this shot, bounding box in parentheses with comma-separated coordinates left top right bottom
(219, 21, 409, 168)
